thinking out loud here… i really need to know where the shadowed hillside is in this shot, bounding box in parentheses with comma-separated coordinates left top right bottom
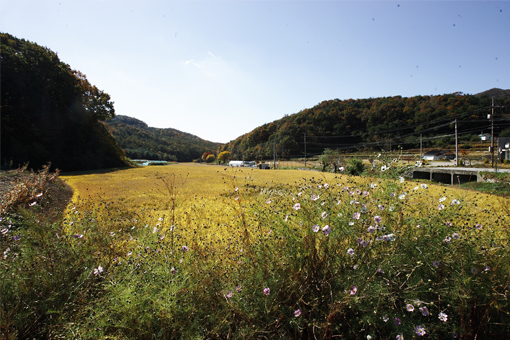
(106, 115, 221, 162)
(1, 33, 129, 171)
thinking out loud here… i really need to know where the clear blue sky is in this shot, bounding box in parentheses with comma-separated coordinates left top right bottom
(2, 1, 509, 143)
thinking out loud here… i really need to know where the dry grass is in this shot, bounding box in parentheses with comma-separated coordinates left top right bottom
(60, 163, 510, 248)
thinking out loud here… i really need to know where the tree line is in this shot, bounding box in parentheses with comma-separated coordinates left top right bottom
(219, 91, 510, 161)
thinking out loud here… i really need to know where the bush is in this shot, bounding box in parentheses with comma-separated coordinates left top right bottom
(346, 157, 364, 176)
(206, 154, 216, 163)
(4, 168, 510, 338)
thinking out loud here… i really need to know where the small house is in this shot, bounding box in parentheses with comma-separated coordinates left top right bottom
(498, 137, 510, 162)
(479, 133, 492, 141)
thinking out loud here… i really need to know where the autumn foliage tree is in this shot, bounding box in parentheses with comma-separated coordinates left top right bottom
(217, 151, 231, 164)
(202, 152, 214, 162)
(206, 154, 216, 163)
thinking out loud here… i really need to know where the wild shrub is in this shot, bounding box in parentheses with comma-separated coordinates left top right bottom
(4, 165, 509, 338)
(69, 169, 510, 339)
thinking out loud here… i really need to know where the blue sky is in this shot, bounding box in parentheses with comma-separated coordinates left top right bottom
(1, 1, 509, 143)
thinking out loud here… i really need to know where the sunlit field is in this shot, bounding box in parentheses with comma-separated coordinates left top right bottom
(3, 163, 510, 339)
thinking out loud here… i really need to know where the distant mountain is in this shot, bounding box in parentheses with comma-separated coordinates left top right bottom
(218, 90, 510, 161)
(105, 115, 221, 162)
(1, 33, 129, 171)
(474, 88, 510, 99)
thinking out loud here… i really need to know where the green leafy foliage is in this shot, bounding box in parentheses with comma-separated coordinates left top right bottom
(0, 33, 128, 171)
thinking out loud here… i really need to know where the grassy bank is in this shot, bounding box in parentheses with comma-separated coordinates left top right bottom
(2, 164, 510, 338)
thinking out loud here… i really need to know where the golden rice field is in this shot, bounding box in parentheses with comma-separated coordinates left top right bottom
(61, 163, 510, 246)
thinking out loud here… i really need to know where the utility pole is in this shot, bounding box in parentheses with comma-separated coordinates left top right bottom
(420, 134, 422, 161)
(304, 133, 307, 168)
(491, 97, 495, 167)
(455, 119, 459, 166)
(273, 138, 276, 169)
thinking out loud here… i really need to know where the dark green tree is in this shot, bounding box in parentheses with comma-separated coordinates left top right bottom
(1, 33, 127, 171)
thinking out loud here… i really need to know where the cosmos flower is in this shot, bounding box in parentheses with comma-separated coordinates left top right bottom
(181, 245, 189, 252)
(399, 177, 405, 183)
(350, 286, 357, 295)
(339, 167, 345, 171)
(378, 204, 385, 210)
(225, 291, 233, 299)
(452, 233, 460, 239)
(236, 285, 242, 292)
(406, 304, 415, 312)
(374, 216, 382, 224)
(13, 235, 21, 241)
(171, 267, 177, 274)
(451, 199, 460, 205)
(353, 212, 360, 219)
(293, 203, 301, 210)
(433, 261, 440, 267)
(347, 248, 355, 255)
(396, 335, 404, 340)
(322, 225, 331, 235)
(438, 312, 448, 322)
(471, 267, 479, 274)
(439, 196, 446, 202)
(321, 211, 328, 219)
(399, 193, 406, 199)
(475, 223, 482, 230)
(263, 287, 270, 295)
(421, 183, 428, 189)
(419, 306, 430, 316)
(415, 325, 426, 336)
(312, 224, 320, 232)
(367, 226, 376, 233)
(93, 266, 104, 276)
(394, 317, 401, 326)
(382, 315, 389, 322)
(294, 309, 302, 317)
(438, 204, 445, 210)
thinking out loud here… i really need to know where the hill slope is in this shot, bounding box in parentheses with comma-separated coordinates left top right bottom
(105, 115, 221, 162)
(1, 33, 129, 171)
(219, 91, 510, 160)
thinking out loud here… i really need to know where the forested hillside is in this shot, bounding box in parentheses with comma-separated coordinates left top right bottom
(219, 90, 510, 161)
(1, 33, 129, 171)
(105, 115, 221, 162)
